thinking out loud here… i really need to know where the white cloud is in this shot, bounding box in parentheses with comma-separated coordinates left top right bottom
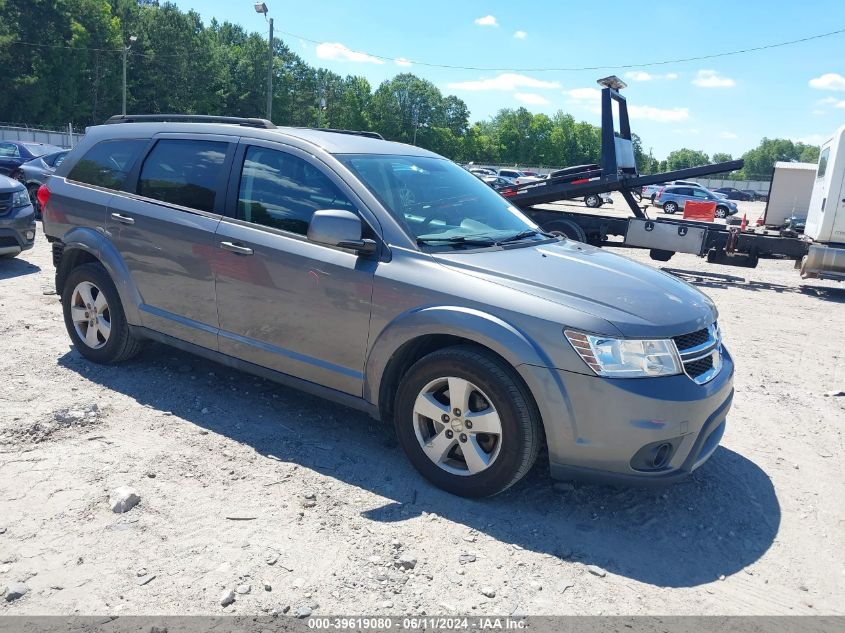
(672, 128, 700, 135)
(449, 73, 560, 92)
(514, 92, 549, 105)
(566, 87, 602, 101)
(395, 57, 412, 67)
(474, 15, 498, 26)
(794, 133, 827, 146)
(513, 30, 527, 39)
(809, 72, 845, 91)
(315, 42, 384, 64)
(624, 71, 679, 82)
(628, 105, 690, 122)
(692, 70, 735, 88)
(719, 131, 738, 139)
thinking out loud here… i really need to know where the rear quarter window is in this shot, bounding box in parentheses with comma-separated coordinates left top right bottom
(67, 139, 148, 190)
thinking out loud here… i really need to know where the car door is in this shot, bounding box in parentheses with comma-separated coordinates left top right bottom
(213, 140, 378, 396)
(105, 134, 237, 349)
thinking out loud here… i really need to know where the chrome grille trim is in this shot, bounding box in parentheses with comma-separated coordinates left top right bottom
(673, 323, 722, 385)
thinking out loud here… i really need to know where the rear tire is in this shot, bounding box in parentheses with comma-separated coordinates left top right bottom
(27, 184, 41, 217)
(62, 262, 143, 364)
(715, 207, 728, 219)
(545, 219, 587, 242)
(584, 194, 601, 208)
(394, 346, 542, 498)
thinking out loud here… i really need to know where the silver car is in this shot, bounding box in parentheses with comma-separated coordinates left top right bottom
(42, 117, 733, 497)
(656, 185, 738, 219)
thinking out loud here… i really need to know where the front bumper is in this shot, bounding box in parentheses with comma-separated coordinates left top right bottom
(0, 203, 37, 256)
(519, 347, 734, 484)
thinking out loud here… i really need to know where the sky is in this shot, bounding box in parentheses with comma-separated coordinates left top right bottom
(172, 0, 845, 160)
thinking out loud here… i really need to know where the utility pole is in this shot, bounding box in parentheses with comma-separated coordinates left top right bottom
(122, 35, 137, 115)
(255, 3, 273, 121)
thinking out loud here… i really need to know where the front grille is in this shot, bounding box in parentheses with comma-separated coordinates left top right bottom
(673, 323, 721, 384)
(0, 235, 19, 248)
(684, 355, 714, 378)
(673, 328, 709, 351)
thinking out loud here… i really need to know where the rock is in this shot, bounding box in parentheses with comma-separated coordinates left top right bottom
(109, 487, 140, 513)
(266, 552, 279, 566)
(553, 482, 576, 493)
(0, 527, 6, 535)
(235, 584, 251, 594)
(395, 552, 418, 570)
(458, 553, 476, 565)
(586, 565, 607, 578)
(302, 500, 316, 508)
(295, 606, 312, 618)
(462, 534, 477, 543)
(55, 409, 85, 424)
(303, 492, 317, 500)
(264, 583, 272, 592)
(219, 589, 235, 606)
(137, 568, 148, 577)
(379, 600, 394, 609)
(823, 390, 844, 397)
(480, 586, 496, 598)
(529, 581, 543, 591)
(391, 539, 402, 549)
(5, 582, 28, 602)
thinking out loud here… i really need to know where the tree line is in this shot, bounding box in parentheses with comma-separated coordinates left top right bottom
(0, 0, 820, 180)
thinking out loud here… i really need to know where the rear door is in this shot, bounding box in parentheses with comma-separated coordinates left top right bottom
(105, 134, 237, 349)
(213, 140, 378, 396)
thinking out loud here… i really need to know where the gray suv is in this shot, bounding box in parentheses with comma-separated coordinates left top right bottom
(42, 115, 734, 497)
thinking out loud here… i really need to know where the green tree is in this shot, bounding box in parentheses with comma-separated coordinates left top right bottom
(666, 148, 710, 171)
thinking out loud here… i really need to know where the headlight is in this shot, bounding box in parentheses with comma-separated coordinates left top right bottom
(565, 330, 682, 378)
(11, 188, 30, 208)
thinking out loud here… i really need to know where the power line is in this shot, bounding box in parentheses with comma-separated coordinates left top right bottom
(280, 26, 845, 72)
(8, 25, 845, 71)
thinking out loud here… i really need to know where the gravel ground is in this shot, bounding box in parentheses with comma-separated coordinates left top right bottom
(1, 220, 843, 616)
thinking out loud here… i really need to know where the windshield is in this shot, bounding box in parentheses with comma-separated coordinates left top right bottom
(338, 155, 540, 247)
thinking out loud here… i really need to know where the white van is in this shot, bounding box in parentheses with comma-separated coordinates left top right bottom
(801, 124, 845, 281)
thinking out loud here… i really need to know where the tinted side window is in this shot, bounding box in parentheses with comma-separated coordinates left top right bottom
(238, 146, 355, 235)
(137, 139, 228, 213)
(68, 139, 147, 190)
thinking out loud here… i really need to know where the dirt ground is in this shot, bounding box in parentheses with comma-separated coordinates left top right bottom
(1, 214, 843, 616)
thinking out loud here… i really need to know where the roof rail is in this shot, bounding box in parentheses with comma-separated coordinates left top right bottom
(104, 114, 276, 129)
(294, 127, 384, 140)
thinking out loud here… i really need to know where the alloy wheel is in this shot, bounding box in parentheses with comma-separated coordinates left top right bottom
(70, 281, 111, 349)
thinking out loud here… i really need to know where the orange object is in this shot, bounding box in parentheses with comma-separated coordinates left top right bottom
(740, 214, 748, 231)
(683, 200, 716, 221)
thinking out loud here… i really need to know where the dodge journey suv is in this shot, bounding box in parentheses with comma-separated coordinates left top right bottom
(41, 115, 734, 497)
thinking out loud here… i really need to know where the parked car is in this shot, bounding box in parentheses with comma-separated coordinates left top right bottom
(713, 187, 754, 201)
(779, 214, 806, 237)
(642, 180, 707, 203)
(655, 185, 738, 218)
(0, 173, 37, 258)
(14, 149, 70, 217)
(741, 189, 765, 201)
(469, 167, 497, 177)
(0, 141, 63, 177)
(480, 175, 516, 190)
(497, 168, 541, 185)
(42, 115, 733, 497)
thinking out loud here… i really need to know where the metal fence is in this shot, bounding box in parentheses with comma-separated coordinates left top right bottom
(0, 123, 82, 148)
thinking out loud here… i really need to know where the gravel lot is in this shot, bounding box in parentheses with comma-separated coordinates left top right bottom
(1, 218, 843, 616)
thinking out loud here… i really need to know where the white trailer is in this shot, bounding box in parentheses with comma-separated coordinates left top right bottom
(762, 161, 816, 228)
(800, 124, 845, 281)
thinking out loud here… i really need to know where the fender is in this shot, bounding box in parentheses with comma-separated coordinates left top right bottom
(364, 305, 558, 407)
(57, 226, 144, 325)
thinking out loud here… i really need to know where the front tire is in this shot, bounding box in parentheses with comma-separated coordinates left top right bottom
(663, 201, 678, 214)
(715, 206, 728, 219)
(584, 194, 601, 208)
(62, 262, 143, 364)
(394, 346, 542, 497)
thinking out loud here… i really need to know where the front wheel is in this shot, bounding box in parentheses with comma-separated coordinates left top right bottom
(715, 207, 728, 219)
(62, 262, 143, 364)
(663, 201, 678, 214)
(393, 346, 542, 497)
(584, 194, 602, 208)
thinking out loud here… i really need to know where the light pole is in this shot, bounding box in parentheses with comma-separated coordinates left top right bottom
(254, 3, 273, 121)
(122, 35, 137, 115)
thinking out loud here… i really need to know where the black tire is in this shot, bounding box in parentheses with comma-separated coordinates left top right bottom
(584, 194, 601, 208)
(62, 262, 143, 364)
(393, 345, 542, 498)
(663, 201, 678, 214)
(715, 206, 728, 219)
(545, 219, 587, 242)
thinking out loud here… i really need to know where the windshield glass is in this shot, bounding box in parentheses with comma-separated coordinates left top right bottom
(338, 155, 538, 246)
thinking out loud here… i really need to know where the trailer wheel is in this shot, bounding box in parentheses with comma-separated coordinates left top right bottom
(545, 220, 587, 243)
(584, 194, 602, 208)
(663, 201, 678, 214)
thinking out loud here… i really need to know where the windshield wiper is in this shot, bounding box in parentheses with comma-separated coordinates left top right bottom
(416, 235, 497, 247)
(495, 229, 553, 244)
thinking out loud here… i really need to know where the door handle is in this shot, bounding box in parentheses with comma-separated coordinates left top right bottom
(220, 241, 254, 256)
(110, 212, 135, 225)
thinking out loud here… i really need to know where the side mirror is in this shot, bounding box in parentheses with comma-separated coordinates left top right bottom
(307, 209, 377, 254)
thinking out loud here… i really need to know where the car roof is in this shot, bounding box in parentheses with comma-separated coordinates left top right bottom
(82, 121, 440, 157)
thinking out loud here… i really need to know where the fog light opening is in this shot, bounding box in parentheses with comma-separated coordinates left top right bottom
(652, 443, 672, 469)
(25, 230, 36, 241)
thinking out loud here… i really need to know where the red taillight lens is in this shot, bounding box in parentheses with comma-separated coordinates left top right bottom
(37, 184, 50, 212)
(501, 188, 516, 197)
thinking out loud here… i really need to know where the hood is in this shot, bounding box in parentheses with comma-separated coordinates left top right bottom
(433, 239, 717, 338)
(0, 174, 25, 192)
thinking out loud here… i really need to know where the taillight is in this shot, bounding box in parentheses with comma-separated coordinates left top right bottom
(37, 184, 50, 212)
(501, 188, 516, 197)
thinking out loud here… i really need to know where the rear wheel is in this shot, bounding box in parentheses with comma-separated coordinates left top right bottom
(62, 262, 143, 364)
(544, 219, 587, 242)
(663, 201, 678, 214)
(584, 194, 602, 208)
(394, 346, 542, 497)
